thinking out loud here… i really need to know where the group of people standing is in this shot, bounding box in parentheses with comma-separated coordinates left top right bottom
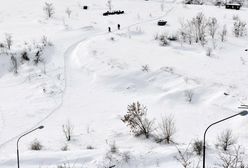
(108, 24, 120, 32)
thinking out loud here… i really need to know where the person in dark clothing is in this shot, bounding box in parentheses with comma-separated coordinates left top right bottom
(117, 24, 120, 30)
(108, 27, 111, 32)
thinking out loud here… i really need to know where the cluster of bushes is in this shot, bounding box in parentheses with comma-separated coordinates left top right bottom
(154, 33, 178, 46)
(103, 10, 125, 16)
(0, 34, 52, 74)
(122, 102, 176, 144)
(175, 129, 247, 168)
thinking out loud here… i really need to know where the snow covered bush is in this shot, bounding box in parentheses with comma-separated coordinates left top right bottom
(62, 120, 73, 141)
(155, 115, 176, 144)
(192, 139, 203, 155)
(43, 2, 55, 18)
(122, 102, 154, 138)
(154, 33, 170, 46)
(30, 139, 43, 150)
(233, 17, 247, 37)
(216, 129, 236, 151)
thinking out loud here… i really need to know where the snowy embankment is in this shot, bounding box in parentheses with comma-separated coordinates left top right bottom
(1, 0, 248, 167)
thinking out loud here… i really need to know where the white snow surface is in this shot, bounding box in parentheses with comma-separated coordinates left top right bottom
(0, 0, 248, 167)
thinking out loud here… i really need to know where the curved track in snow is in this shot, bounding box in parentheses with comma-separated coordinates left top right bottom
(0, 2, 177, 150)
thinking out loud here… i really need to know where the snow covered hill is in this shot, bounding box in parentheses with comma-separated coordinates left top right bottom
(0, 0, 248, 167)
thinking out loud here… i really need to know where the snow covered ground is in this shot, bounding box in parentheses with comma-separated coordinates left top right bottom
(0, 0, 248, 167)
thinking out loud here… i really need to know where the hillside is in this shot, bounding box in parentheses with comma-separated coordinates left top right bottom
(0, 0, 248, 167)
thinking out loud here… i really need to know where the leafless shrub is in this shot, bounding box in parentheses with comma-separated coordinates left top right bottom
(192, 12, 208, 46)
(10, 55, 18, 74)
(192, 139, 203, 156)
(206, 47, 213, 57)
(159, 34, 170, 46)
(86, 145, 94, 150)
(30, 139, 43, 150)
(65, 8, 72, 18)
(62, 120, 73, 141)
(178, 13, 208, 46)
(217, 146, 246, 168)
(155, 115, 176, 144)
(122, 102, 154, 138)
(217, 129, 236, 151)
(106, 0, 113, 11)
(43, 2, 55, 18)
(5, 33, 13, 50)
(141, 64, 149, 72)
(122, 152, 131, 163)
(175, 145, 194, 168)
(220, 25, 227, 42)
(184, 90, 194, 103)
(61, 144, 69, 151)
(233, 17, 247, 37)
(41, 35, 53, 47)
(208, 17, 218, 39)
(109, 141, 118, 154)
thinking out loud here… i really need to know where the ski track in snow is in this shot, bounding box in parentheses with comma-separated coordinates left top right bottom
(0, 1, 177, 150)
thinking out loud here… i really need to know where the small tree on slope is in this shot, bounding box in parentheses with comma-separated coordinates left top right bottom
(122, 102, 154, 138)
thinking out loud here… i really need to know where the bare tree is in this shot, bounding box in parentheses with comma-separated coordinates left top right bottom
(43, 2, 55, 18)
(5, 33, 13, 50)
(156, 115, 176, 144)
(65, 8, 72, 18)
(192, 12, 208, 46)
(122, 102, 154, 138)
(217, 129, 236, 151)
(62, 120, 73, 141)
(208, 17, 218, 39)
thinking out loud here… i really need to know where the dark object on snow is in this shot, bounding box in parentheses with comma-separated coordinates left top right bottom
(103, 10, 125, 16)
(225, 3, 241, 10)
(108, 27, 111, 32)
(83, 6, 88, 10)
(157, 20, 167, 26)
(245, 49, 248, 51)
(184, 0, 203, 5)
(224, 92, 229, 96)
(117, 24, 120, 30)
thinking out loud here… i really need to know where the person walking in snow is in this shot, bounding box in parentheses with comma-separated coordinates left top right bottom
(108, 27, 111, 32)
(117, 24, 120, 30)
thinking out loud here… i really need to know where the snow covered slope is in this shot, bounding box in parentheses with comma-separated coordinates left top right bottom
(0, 0, 248, 167)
